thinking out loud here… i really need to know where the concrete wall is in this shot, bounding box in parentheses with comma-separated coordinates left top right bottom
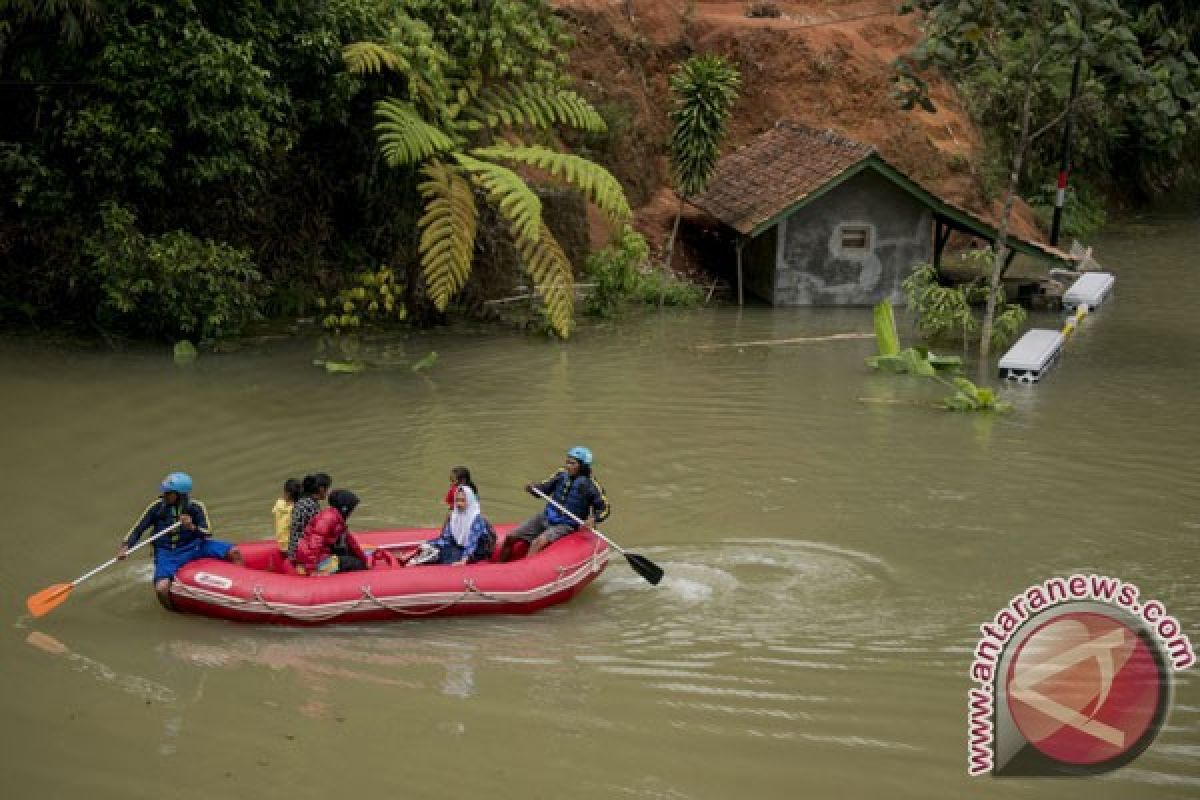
(770, 168, 932, 306)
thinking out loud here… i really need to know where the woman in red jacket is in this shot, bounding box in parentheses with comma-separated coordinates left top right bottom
(292, 489, 366, 575)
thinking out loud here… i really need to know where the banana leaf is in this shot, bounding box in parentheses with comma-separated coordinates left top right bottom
(411, 351, 439, 373)
(928, 353, 963, 370)
(872, 300, 900, 357)
(173, 339, 197, 363)
(323, 360, 365, 374)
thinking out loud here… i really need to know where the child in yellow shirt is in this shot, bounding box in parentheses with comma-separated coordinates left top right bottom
(273, 479, 302, 555)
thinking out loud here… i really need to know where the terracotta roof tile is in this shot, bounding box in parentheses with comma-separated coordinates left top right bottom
(690, 120, 874, 235)
(690, 120, 1075, 264)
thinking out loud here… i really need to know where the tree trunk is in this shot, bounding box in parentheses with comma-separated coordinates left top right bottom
(661, 195, 684, 308)
(980, 63, 1039, 369)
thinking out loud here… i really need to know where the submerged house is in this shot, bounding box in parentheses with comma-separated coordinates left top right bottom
(688, 121, 1073, 305)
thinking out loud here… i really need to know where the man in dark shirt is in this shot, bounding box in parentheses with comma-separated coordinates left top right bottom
(118, 472, 241, 609)
(498, 446, 610, 562)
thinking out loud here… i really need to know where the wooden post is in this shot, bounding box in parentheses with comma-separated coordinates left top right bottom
(736, 236, 745, 306)
(933, 219, 951, 270)
(1050, 54, 1083, 246)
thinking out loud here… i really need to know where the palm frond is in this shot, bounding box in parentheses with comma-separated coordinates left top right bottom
(469, 84, 607, 133)
(515, 223, 575, 339)
(417, 162, 479, 311)
(472, 144, 631, 221)
(454, 153, 543, 244)
(343, 42, 405, 76)
(374, 100, 456, 167)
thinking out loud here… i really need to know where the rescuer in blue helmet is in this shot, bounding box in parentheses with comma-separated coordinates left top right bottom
(118, 471, 242, 610)
(497, 446, 610, 562)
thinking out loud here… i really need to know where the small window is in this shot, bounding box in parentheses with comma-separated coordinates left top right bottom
(840, 226, 870, 251)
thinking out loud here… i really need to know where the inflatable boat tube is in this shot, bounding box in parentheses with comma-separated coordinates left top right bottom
(169, 525, 609, 625)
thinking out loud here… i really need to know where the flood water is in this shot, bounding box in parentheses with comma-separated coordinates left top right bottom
(2, 208, 1198, 799)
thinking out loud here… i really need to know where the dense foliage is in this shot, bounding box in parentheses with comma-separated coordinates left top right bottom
(896, 0, 1200, 360)
(1, 0, 399, 336)
(898, 1, 1200, 201)
(0, 0, 619, 339)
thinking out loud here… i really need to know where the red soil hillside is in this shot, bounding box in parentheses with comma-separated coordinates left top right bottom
(551, 0, 1044, 269)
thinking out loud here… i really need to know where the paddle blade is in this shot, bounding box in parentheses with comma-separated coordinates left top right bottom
(26, 583, 74, 617)
(624, 552, 664, 586)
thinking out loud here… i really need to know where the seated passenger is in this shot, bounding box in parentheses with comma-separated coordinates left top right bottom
(292, 489, 366, 575)
(421, 486, 494, 566)
(287, 472, 331, 560)
(273, 478, 302, 557)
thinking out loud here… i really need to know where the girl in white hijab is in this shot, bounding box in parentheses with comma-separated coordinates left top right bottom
(424, 485, 492, 565)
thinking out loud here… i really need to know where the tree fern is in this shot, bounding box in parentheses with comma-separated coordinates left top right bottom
(515, 223, 575, 339)
(417, 162, 478, 311)
(374, 100, 457, 167)
(472, 144, 632, 221)
(343, 42, 405, 76)
(470, 84, 607, 133)
(454, 153, 542, 244)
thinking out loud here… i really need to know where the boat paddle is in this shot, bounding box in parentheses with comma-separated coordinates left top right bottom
(530, 487, 663, 585)
(26, 521, 182, 618)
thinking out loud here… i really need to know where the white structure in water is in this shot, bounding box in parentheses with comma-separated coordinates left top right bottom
(1062, 271, 1116, 312)
(998, 329, 1065, 383)
(999, 261, 1116, 383)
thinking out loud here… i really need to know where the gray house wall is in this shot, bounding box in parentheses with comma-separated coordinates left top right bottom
(764, 168, 933, 305)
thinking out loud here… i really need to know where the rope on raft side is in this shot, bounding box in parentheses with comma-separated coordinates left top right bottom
(181, 545, 611, 623)
(361, 582, 480, 616)
(251, 586, 366, 623)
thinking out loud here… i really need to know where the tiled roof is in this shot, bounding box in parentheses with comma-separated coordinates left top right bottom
(689, 120, 1076, 264)
(690, 120, 875, 236)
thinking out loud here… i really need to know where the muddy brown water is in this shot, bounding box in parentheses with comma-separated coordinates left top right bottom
(2, 211, 1198, 798)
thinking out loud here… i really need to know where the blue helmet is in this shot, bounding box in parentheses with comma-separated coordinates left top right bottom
(159, 472, 193, 494)
(566, 446, 593, 466)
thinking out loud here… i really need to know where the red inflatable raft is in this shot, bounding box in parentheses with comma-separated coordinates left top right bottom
(169, 525, 609, 625)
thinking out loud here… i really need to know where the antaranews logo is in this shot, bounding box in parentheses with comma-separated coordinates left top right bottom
(967, 574, 1195, 777)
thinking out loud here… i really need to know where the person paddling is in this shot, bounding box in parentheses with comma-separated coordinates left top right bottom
(118, 472, 242, 610)
(498, 446, 609, 562)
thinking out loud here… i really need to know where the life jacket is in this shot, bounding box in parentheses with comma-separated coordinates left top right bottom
(155, 496, 206, 550)
(544, 473, 601, 527)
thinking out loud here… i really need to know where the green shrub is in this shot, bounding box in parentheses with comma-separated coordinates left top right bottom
(85, 204, 261, 340)
(637, 270, 704, 307)
(584, 225, 648, 317)
(583, 225, 705, 316)
(902, 256, 1026, 355)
